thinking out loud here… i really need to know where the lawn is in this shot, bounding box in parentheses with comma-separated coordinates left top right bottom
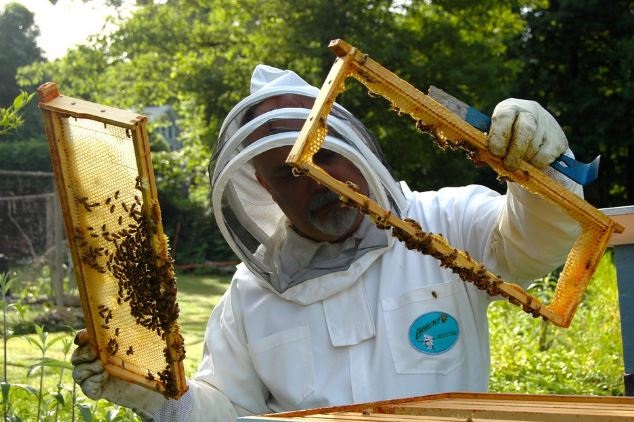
(172, 272, 232, 374)
(1, 270, 232, 421)
(3, 270, 232, 378)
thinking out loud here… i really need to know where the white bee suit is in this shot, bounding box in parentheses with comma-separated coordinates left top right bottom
(180, 65, 582, 420)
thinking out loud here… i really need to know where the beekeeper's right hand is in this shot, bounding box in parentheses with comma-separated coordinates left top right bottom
(71, 330, 167, 421)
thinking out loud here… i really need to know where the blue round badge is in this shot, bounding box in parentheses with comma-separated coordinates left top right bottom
(408, 311, 460, 355)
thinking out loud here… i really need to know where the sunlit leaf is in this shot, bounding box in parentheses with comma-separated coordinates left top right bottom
(29, 357, 73, 371)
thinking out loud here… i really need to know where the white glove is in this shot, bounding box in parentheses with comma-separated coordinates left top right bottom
(71, 330, 167, 421)
(488, 98, 568, 172)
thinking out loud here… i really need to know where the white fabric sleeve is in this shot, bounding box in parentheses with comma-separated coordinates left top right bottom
(191, 277, 270, 416)
(153, 278, 268, 421)
(152, 379, 245, 422)
(182, 379, 241, 421)
(152, 389, 194, 422)
(485, 158, 583, 284)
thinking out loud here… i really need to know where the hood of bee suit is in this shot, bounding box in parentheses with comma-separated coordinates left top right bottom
(209, 64, 407, 304)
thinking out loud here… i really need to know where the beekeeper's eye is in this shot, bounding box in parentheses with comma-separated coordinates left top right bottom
(314, 149, 338, 166)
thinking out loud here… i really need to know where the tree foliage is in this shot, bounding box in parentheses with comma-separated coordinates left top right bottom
(0, 3, 42, 105)
(9, 0, 633, 263)
(0, 3, 44, 142)
(0, 91, 34, 135)
(510, 0, 633, 206)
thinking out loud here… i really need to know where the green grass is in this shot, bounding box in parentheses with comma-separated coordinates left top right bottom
(0, 270, 231, 420)
(173, 272, 232, 374)
(3, 271, 231, 378)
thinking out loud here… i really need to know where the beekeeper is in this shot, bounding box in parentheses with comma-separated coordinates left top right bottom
(71, 64, 582, 421)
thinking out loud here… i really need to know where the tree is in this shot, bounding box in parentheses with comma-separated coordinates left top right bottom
(510, 0, 634, 207)
(14, 0, 562, 262)
(0, 2, 44, 141)
(0, 3, 42, 105)
(356, 0, 534, 192)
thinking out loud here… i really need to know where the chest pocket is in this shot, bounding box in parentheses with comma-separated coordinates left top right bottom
(381, 282, 468, 375)
(248, 325, 315, 407)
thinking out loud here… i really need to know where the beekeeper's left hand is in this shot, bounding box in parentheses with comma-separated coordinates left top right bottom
(488, 98, 569, 172)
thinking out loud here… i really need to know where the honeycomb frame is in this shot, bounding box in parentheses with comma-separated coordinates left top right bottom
(38, 83, 187, 398)
(287, 39, 624, 328)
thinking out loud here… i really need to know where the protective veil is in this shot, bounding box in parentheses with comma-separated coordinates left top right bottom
(210, 65, 407, 298)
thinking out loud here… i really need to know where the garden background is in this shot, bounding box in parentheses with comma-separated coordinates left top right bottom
(0, 0, 631, 420)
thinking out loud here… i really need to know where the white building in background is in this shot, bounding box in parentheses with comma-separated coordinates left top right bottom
(142, 105, 182, 151)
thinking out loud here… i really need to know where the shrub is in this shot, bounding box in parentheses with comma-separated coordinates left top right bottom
(489, 252, 624, 395)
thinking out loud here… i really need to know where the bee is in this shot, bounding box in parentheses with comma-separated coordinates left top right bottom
(359, 199, 371, 215)
(106, 338, 119, 355)
(345, 180, 360, 192)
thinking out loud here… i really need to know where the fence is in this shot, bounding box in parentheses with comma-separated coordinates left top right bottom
(0, 169, 67, 310)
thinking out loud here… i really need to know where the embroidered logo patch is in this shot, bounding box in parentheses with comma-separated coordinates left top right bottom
(408, 311, 459, 355)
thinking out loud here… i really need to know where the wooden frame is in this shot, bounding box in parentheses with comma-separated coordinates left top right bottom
(239, 392, 634, 421)
(38, 83, 187, 398)
(287, 39, 624, 328)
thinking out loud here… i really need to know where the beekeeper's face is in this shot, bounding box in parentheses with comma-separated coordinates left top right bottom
(250, 96, 369, 243)
(254, 145, 368, 242)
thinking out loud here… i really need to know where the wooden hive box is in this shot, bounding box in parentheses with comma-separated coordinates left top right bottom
(239, 392, 634, 421)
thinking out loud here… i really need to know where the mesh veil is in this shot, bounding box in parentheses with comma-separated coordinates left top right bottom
(209, 66, 406, 291)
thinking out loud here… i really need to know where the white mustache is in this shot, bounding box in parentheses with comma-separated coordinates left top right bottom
(307, 189, 358, 237)
(308, 189, 341, 212)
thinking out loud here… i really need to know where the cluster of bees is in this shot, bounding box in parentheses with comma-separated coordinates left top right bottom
(73, 178, 185, 394)
(108, 211, 180, 339)
(355, 207, 545, 318)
